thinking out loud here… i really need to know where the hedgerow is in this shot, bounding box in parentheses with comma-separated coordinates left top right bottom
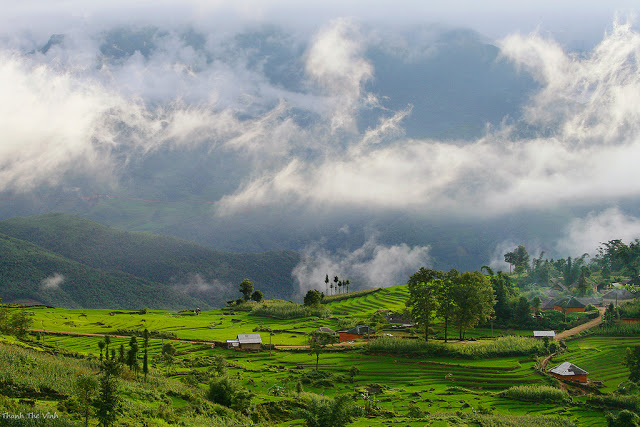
(499, 385, 570, 403)
(364, 336, 545, 359)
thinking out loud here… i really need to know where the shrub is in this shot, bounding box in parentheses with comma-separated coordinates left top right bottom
(297, 394, 354, 427)
(208, 376, 254, 414)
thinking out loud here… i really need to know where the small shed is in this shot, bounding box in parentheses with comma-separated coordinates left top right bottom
(227, 334, 263, 350)
(338, 325, 375, 342)
(549, 362, 589, 383)
(533, 331, 555, 339)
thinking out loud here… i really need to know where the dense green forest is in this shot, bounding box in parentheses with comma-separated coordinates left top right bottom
(0, 213, 300, 309)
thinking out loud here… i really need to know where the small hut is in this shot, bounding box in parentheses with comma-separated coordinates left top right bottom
(548, 362, 588, 383)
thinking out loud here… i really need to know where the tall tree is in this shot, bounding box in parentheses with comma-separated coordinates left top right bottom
(127, 336, 139, 378)
(96, 357, 121, 427)
(625, 345, 640, 383)
(142, 329, 150, 382)
(239, 279, 254, 301)
(309, 331, 337, 371)
(504, 245, 530, 274)
(407, 281, 439, 342)
(98, 340, 105, 361)
(325, 274, 329, 295)
(451, 272, 495, 340)
(304, 289, 324, 307)
(76, 372, 97, 427)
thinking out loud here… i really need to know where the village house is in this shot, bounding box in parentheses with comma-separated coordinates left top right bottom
(338, 325, 375, 342)
(553, 296, 586, 313)
(548, 362, 589, 383)
(226, 333, 262, 350)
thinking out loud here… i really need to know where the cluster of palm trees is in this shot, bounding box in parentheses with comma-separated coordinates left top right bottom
(324, 274, 350, 295)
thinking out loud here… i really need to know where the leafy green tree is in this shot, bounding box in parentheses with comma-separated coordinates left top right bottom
(98, 340, 105, 361)
(435, 278, 457, 343)
(251, 290, 263, 302)
(309, 331, 338, 371)
(324, 274, 329, 294)
(451, 271, 495, 340)
(239, 279, 254, 301)
(304, 289, 324, 307)
(76, 372, 97, 427)
(95, 357, 121, 427)
(10, 309, 32, 338)
(483, 268, 516, 323)
(142, 329, 150, 382)
(407, 281, 439, 341)
(514, 297, 531, 326)
(104, 335, 111, 357)
(577, 270, 589, 296)
(208, 376, 254, 413)
(127, 336, 139, 376)
(606, 409, 640, 426)
(118, 344, 125, 364)
(162, 342, 176, 366)
(625, 345, 640, 383)
(504, 245, 530, 275)
(531, 296, 542, 314)
(298, 394, 354, 427)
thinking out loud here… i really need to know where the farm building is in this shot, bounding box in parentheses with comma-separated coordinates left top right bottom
(533, 331, 555, 339)
(548, 362, 589, 383)
(553, 296, 585, 313)
(227, 334, 262, 350)
(603, 289, 636, 306)
(339, 325, 375, 342)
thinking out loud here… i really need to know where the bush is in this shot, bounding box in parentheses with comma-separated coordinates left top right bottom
(297, 394, 354, 427)
(208, 376, 254, 414)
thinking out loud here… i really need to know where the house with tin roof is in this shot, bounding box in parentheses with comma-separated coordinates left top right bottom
(548, 362, 589, 383)
(227, 333, 262, 350)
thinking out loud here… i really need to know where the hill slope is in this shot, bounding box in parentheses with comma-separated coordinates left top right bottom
(0, 213, 300, 308)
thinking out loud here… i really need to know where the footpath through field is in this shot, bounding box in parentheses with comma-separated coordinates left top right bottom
(554, 307, 604, 341)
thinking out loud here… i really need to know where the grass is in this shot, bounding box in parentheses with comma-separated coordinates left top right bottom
(551, 336, 637, 392)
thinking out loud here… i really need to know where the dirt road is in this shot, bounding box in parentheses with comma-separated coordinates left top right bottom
(553, 308, 604, 341)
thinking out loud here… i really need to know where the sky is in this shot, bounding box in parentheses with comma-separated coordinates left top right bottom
(2, 1, 640, 291)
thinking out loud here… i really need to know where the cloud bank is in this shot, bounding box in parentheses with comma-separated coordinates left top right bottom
(292, 234, 432, 295)
(40, 273, 65, 290)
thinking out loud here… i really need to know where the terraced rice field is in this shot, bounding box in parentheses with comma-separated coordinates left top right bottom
(326, 286, 410, 315)
(552, 336, 636, 392)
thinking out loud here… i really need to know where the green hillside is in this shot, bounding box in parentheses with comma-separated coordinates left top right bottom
(0, 233, 201, 309)
(0, 213, 300, 309)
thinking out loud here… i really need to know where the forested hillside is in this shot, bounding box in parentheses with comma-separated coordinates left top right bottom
(0, 213, 300, 309)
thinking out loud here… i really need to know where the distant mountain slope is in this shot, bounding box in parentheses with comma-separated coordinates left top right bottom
(0, 213, 300, 308)
(0, 233, 202, 309)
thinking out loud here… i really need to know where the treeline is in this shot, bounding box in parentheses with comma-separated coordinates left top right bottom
(407, 268, 494, 341)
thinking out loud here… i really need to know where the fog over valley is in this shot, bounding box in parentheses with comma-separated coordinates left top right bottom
(2, 1, 640, 296)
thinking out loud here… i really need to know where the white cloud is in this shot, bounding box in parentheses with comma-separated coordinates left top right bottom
(218, 20, 640, 220)
(291, 234, 431, 295)
(305, 18, 373, 133)
(557, 207, 640, 256)
(40, 273, 65, 290)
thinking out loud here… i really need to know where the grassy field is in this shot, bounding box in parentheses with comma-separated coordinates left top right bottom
(1, 291, 636, 426)
(551, 336, 637, 393)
